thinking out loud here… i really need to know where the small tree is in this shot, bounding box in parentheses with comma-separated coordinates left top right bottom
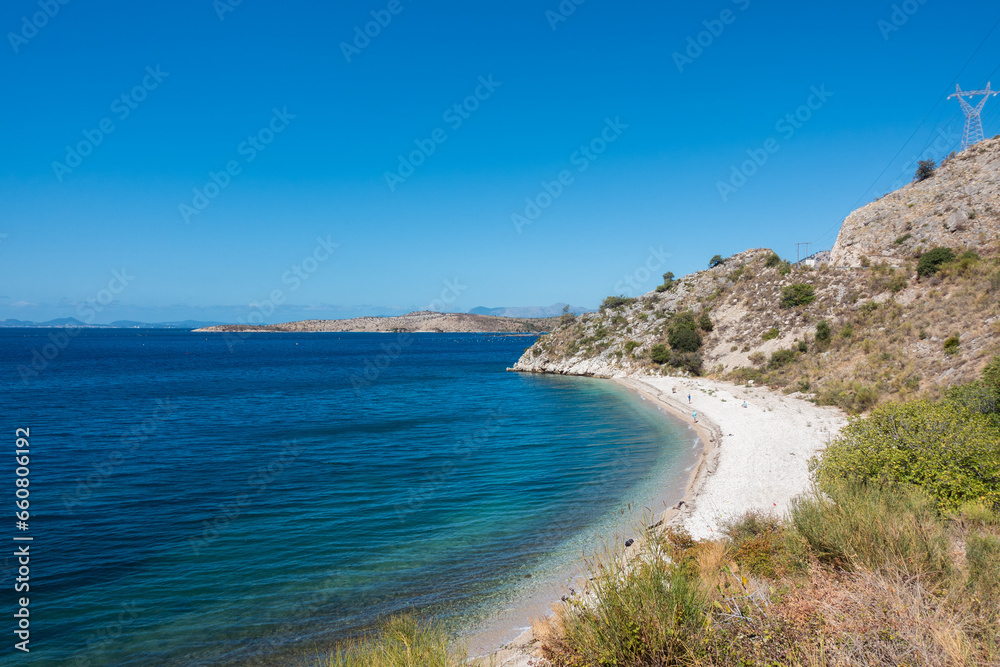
(709, 255, 724, 268)
(764, 253, 782, 268)
(914, 159, 936, 182)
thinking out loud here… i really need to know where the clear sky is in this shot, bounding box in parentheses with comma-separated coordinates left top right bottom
(2, 0, 999, 323)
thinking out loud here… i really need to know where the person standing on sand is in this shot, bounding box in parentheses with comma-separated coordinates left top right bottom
(743, 401, 747, 408)
(688, 394, 691, 404)
(693, 410, 697, 423)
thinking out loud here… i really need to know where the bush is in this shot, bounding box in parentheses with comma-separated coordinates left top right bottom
(888, 274, 908, 293)
(816, 399, 1000, 510)
(791, 481, 951, 578)
(697, 311, 713, 332)
(327, 614, 463, 667)
(709, 254, 724, 268)
(780, 284, 816, 308)
(944, 334, 960, 355)
(914, 158, 936, 182)
(762, 327, 779, 341)
(601, 295, 637, 310)
(650, 344, 670, 364)
(668, 312, 702, 352)
(764, 253, 782, 268)
(623, 341, 640, 354)
(894, 233, 912, 245)
(656, 272, 676, 292)
(916, 247, 955, 277)
(768, 348, 796, 369)
(815, 320, 831, 344)
(669, 350, 703, 375)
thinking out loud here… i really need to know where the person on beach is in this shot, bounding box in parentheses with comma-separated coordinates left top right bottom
(743, 400, 747, 408)
(688, 394, 691, 404)
(693, 410, 698, 423)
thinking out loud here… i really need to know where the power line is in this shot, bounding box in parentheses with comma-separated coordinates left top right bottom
(811, 14, 1000, 249)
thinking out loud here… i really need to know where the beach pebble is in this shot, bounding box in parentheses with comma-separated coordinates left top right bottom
(624, 539, 635, 548)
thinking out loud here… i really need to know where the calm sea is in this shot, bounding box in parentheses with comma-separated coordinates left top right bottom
(0, 330, 696, 665)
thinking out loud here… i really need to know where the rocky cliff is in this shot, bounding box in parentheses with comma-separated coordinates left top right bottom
(830, 137, 1000, 267)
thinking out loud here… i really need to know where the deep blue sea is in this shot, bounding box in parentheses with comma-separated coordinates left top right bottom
(0, 330, 696, 665)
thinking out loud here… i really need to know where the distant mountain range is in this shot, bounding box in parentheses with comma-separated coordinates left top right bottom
(0, 318, 226, 329)
(468, 303, 592, 318)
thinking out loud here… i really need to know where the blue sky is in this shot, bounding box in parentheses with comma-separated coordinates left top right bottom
(2, 0, 999, 323)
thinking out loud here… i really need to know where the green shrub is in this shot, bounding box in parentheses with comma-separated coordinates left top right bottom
(723, 512, 789, 578)
(887, 274, 908, 293)
(669, 350, 703, 375)
(764, 253, 782, 268)
(944, 334, 960, 355)
(668, 312, 702, 352)
(601, 295, 637, 310)
(697, 311, 713, 332)
(656, 272, 676, 292)
(797, 340, 808, 353)
(768, 348, 796, 369)
(778, 261, 792, 275)
(650, 344, 670, 364)
(623, 341, 640, 354)
(916, 247, 955, 277)
(709, 254, 724, 268)
(894, 234, 912, 245)
(816, 400, 1000, 510)
(780, 284, 816, 308)
(815, 320, 831, 343)
(762, 327, 779, 341)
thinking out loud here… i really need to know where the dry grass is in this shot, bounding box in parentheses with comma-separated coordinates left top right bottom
(532, 483, 1000, 667)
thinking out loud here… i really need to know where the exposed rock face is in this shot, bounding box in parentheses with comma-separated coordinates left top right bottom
(830, 137, 1000, 267)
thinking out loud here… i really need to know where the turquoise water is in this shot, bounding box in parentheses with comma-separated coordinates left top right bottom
(1, 330, 696, 665)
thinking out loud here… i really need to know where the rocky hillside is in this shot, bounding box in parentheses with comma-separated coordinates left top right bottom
(513, 141, 1000, 412)
(195, 311, 558, 334)
(831, 137, 1000, 266)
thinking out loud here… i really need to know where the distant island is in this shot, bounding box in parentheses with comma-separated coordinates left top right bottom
(193, 311, 560, 334)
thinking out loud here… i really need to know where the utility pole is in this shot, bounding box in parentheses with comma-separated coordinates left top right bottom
(795, 242, 811, 264)
(948, 83, 997, 151)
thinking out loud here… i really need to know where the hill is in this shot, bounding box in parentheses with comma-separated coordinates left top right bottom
(194, 311, 559, 334)
(513, 139, 1000, 412)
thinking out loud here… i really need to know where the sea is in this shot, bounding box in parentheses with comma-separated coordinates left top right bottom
(0, 329, 699, 665)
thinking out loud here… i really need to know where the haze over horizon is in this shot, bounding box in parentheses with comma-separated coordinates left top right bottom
(3, 0, 1000, 324)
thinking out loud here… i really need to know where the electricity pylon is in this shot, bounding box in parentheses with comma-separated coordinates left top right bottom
(948, 83, 997, 151)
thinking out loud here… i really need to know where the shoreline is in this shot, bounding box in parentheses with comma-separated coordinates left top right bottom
(485, 372, 848, 665)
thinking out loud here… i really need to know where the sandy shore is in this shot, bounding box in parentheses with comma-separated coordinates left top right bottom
(485, 373, 847, 665)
